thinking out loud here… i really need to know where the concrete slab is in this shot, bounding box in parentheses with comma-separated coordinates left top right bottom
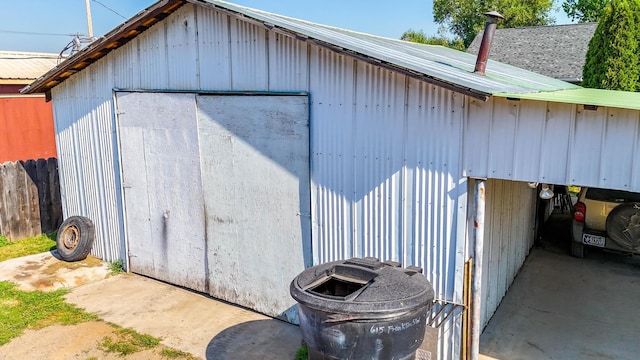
(480, 214, 640, 360)
(65, 274, 302, 360)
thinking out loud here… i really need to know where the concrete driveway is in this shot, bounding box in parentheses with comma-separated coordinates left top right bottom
(480, 214, 640, 360)
(0, 252, 302, 360)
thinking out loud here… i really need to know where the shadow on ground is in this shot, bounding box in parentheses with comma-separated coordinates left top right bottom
(206, 319, 302, 360)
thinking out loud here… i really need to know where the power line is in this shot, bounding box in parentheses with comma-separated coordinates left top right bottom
(0, 29, 80, 37)
(92, 0, 127, 20)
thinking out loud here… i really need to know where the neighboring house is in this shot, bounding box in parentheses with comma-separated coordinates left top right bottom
(467, 23, 597, 83)
(0, 51, 58, 162)
(22, 1, 640, 359)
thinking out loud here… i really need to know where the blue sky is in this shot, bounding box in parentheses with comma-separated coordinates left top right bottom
(0, 0, 572, 54)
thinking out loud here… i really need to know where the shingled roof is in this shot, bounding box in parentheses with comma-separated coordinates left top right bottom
(467, 23, 597, 83)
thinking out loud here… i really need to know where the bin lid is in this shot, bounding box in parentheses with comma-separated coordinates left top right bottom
(290, 257, 434, 314)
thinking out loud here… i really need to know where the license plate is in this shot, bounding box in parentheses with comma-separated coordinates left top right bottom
(582, 234, 605, 247)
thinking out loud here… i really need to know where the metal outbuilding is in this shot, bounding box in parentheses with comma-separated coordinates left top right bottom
(23, 1, 640, 358)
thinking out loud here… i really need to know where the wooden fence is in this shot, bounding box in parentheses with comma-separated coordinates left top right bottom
(0, 158, 62, 240)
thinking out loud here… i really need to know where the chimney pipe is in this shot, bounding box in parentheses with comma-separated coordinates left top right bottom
(474, 11, 504, 75)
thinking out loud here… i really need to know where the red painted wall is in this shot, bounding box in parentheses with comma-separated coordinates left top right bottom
(0, 97, 56, 163)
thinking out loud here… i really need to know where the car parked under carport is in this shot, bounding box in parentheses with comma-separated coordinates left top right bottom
(571, 187, 640, 258)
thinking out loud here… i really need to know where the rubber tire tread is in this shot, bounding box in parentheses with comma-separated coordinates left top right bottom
(56, 216, 95, 262)
(606, 202, 640, 252)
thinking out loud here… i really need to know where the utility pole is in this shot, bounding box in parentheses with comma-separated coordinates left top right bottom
(85, 0, 94, 38)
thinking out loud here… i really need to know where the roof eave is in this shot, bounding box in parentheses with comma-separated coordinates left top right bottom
(22, 0, 187, 95)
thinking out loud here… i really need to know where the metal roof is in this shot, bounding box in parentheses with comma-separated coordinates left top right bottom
(22, 0, 578, 99)
(495, 88, 640, 111)
(0, 51, 59, 83)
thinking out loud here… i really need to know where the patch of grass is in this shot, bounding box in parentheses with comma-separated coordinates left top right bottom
(100, 327, 161, 356)
(295, 343, 308, 360)
(0, 234, 9, 247)
(0, 280, 99, 345)
(108, 259, 125, 274)
(161, 348, 196, 359)
(0, 233, 56, 262)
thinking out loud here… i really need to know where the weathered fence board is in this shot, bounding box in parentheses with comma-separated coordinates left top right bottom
(0, 158, 62, 240)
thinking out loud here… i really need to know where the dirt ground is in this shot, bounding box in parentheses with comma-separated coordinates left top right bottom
(0, 322, 195, 360)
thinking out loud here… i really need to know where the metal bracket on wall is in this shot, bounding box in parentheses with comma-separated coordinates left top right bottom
(428, 299, 466, 329)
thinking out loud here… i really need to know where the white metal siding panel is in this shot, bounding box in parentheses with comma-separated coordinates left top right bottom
(309, 46, 356, 262)
(511, 101, 547, 180)
(403, 79, 467, 359)
(51, 67, 124, 262)
(353, 62, 405, 262)
(197, 94, 310, 321)
(539, 102, 574, 184)
(463, 98, 492, 178)
(112, 38, 141, 89)
(407, 80, 467, 302)
(117, 92, 207, 291)
(268, 33, 309, 91)
(165, 4, 199, 89)
(196, 7, 231, 89)
(309, 54, 466, 359)
(487, 99, 517, 179)
(137, 21, 169, 90)
(568, 107, 605, 186)
(229, 18, 268, 90)
(600, 108, 638, 190)
(480, 180, 536, 329)
(465, 97, 640, 192)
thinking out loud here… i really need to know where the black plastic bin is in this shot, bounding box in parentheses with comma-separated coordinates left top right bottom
(290, 257, 434, 360)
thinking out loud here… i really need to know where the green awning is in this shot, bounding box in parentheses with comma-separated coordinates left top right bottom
(495, 88, 640, 111)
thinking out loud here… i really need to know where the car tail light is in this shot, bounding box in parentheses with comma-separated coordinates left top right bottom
(574, 202, 586, 222)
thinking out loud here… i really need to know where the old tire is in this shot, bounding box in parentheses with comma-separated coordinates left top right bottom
(56, 216, 95, 262)
(571, 241, 585, 258)
(606, 202, 640, 252)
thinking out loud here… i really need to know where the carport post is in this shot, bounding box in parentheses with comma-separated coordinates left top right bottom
(470, 178, 486, 360)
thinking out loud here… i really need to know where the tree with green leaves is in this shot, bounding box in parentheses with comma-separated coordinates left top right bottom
(582, 0, 640, 90)
(433, 0, 555, 47)
(562, 0, 609, 22)
(400, 29, 465, 51)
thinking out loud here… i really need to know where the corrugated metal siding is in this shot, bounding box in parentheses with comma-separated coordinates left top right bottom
(166, 4, 199, 89)
(268, 33, 309, 91)
(230, 17, 268, 90)
(309, 46, 355, 261)
(137, 19, 169, 90)
(51, 63, 124, 262)
(480, 179, 537, 328)
(309, 56, 467, 358)
(111, 38, 141, 89)
(464, 97, 640, 192)
(0, 96, 56, 162)
(197, 7, 231, 89)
